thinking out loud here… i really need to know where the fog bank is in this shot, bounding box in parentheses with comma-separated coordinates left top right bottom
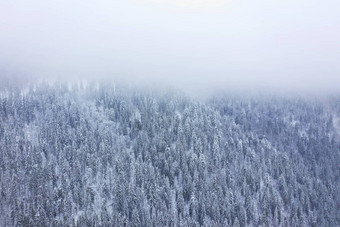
(1, 0, 340, 95)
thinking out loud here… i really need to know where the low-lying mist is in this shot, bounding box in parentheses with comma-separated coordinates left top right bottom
(1, 0, 340, 96)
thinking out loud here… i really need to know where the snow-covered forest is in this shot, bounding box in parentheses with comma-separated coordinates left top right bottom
(0, 83, 339, 226)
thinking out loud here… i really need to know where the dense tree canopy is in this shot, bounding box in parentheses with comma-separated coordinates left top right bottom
(0, 83, 339, 226)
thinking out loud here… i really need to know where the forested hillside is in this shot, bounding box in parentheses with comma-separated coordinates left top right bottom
(0, 83, 339, 226)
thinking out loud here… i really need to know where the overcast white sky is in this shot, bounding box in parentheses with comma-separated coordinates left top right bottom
(0, 0, 340, 94)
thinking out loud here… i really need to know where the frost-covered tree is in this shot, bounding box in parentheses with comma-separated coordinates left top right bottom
(0, 82, 339, 226)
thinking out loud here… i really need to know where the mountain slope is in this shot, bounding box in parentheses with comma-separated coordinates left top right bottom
(0, 83, 339, 226)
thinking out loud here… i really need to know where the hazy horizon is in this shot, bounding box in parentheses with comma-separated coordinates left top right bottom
(1, 0, 340, 95)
